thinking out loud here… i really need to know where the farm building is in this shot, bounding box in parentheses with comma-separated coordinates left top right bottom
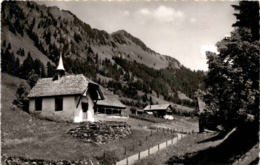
(96, 88, 126, 115)
(143, 104, 174, 118)
(28, 55, 104, 123)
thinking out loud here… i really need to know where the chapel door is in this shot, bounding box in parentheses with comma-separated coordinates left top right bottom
(82, 103, 89, 113)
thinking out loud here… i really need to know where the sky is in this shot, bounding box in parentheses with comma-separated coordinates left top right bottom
(39, 1, 238, 71)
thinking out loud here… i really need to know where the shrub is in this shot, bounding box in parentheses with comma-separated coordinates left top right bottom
(13, 82, 30, 112)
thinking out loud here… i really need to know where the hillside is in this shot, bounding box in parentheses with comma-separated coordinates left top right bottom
(1, 1, 205, 109)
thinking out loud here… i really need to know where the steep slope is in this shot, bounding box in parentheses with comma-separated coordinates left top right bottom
(1, 27, 54, 66)
(110, 30, 180, 69)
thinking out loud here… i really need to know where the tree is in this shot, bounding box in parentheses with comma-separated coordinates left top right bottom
(142, 93, 148, 102)
(47, 62, 55, 77)
(40, 63, 46, 78)
(33, 59, 42, 75)
(95, 53, 99, 73)
(204, 27, 259, 130)
(149, 96, 153, 105)
(232, 1, 259, 41)
(123, 71, 130, 81)
(14, 57, 20, 76)
(203, 2, 259, 136)
(13, 82, 30, 112)
(2, 49, 16, 75)
(27, 70, 39, 88)
(19, 52, 34, 79)
(7, 42, 11, 50)
(3, 39, 6, 47)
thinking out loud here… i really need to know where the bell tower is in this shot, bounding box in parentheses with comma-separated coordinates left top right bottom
(56, 54, 65, 78)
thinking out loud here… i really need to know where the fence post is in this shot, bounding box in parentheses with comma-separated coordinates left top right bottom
(148, 147, 150, 156)
(126, 157, 128, 165)
(138, 151, 140, 160)
(158, 144, 160, 150)
(166, 140, 167, 146)
(171, 138, 173, 144)
(146, 135, 148, 141)
(124, 145, 127, 155)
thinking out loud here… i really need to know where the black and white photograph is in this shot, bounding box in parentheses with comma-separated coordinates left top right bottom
(1, 0, 259, 164)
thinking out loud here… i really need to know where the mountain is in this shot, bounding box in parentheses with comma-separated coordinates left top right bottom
(2, 1, 180, 69)
(1, 1, 204, 110)
(110, 30, 181, 69)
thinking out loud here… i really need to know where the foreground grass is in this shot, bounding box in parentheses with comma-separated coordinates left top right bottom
(1, 73, 176, 163)
(133, 132, 219, 165)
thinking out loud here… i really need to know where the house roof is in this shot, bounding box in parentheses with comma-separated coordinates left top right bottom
(143, 104, 172, 111)
(96, 88, 126, 108)
(28, 74, 103, 98)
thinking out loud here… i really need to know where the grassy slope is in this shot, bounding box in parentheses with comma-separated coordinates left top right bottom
(133, 132, 219, 165)
(1, 73, 175, 162)
(177, 91, 193, 101)
(2, 27, 54, 66)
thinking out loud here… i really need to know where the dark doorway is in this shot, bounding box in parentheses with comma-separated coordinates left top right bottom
(82, 103, 88, 112)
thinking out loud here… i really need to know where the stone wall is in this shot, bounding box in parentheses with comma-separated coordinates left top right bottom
(1, 155, 97, 165)
(68, 121, 132, 144)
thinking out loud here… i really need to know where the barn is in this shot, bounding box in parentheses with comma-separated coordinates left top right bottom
(28, 55, 104, 122)
(143, 104, 174, 118)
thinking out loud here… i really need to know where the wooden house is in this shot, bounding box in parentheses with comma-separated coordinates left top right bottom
(96, 88, 126, 115)
(143, 104, 174, 118)
(28, 55, 104, 122)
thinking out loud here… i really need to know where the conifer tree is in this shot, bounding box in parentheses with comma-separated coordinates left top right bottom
(232, 1, 259, 41)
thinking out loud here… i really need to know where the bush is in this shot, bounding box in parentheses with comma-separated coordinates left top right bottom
(13, 82, 30, 112)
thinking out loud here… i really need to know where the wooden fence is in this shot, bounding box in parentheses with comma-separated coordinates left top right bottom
(116, 133, 186, 165)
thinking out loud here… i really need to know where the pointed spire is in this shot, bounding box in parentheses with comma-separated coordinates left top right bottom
(57, 54, 65, 71)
